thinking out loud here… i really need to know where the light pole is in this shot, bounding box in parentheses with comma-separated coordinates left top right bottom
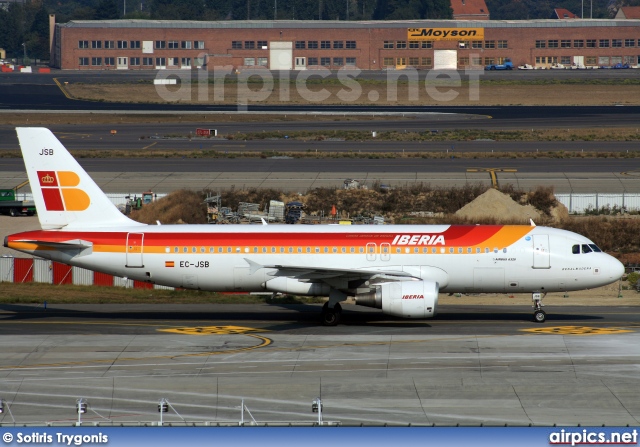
(21, 43, 26, 65)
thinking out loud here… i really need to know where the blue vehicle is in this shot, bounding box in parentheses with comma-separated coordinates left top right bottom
(484, 58, 513, 70)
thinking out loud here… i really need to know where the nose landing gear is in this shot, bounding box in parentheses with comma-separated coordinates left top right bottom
(532, 292, 546, 323)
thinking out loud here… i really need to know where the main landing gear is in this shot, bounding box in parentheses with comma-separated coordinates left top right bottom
(532, 292, 546, 323)
(321, 289, 347, 326)
(321, 302, 342, 326)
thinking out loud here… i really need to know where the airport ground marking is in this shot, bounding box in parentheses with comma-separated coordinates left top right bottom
(53, 78, 75, 101)
(158, 325, 266, 335)
(520, 326, 634, 336)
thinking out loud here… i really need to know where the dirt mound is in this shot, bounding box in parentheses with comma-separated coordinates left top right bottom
(130, 190, 207, 224)
(455, 188, 541, 223)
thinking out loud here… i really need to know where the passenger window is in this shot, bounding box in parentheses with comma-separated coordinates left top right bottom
(572, 245, 580, 254)
(174, 247, 179, 253)
(582, 244, 592, 253)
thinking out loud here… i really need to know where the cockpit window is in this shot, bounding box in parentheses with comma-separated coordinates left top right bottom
(572, 245, 580, 254)
(589, 244, 602, 252)
(581, 244, 592, 254)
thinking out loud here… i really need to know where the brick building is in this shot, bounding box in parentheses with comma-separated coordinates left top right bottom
(52, 19, 640, 70)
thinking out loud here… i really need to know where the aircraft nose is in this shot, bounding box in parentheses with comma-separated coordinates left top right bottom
(609, 257, 625, 280)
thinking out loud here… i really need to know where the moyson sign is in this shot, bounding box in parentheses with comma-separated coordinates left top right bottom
(407, 28, 485, 40)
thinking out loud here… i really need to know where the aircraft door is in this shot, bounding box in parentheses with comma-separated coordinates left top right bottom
(532, 234, 550, 269)
(366, 243, 376, 261)
(381, 243, 390, 261)
(126, 233, 144, 268)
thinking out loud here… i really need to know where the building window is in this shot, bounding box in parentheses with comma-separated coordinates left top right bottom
(421, 41, 433, 48)
(257, 40, 267, 48)
(458, 40, 469, 48)
(168, 57, 178, 66)
(471, 56, 482, 65)
(155, 57, 166, 67)
(117, 40, 127, 49)
(333, 57, 343, 66)
(295, 41, 305, 49)
(484, 57, 495, 65)
(611, 56, 622, 65)
(472, 40, 483, 49)
(585, 56, 597, 66)
(586, 39, 596, 48)
(308, 57, 318, 65)
(181, 41, 192, 49)
(624, 55, 635, 64)
(79, 57, 89, 66)
(308, 41, 318, 49)
(91, 40, 102, 49)
(142, 57, 153, 66)
(320, 57, 331, 66)
(383, 57, 394, 66)
(130, 40, 140, 49)
(396, 40, 406, 49)
(194, 41, 205, 49)
(535, 40, 545, 48)
(598, 56, 610, 66)
(599, 39, 610, 48)
(104, 40, 114, 49)
(167, 41, 178, 49)
(497, 40, 508, 49)
(333, 41, 343, 49)
(346, 57, 356, 66)
(561, 56, 571, 64)
(612, 39, 622, 48)
(625, 39, 635, 47)
(383, 40, 394, 49)
(244, 41, 255, 49)
(130, 57, 140, 66)
(104, 57, 114, 66)
(232, 41, 242, 49)
(91, 57, 102, 66)
(321, 40, 331, 49)
(78, 40, 88, 49)
(257, 57, 267, 66)
(155, 40, 166, 49)
(459, 56, 469, 66)
(484, 40, 495, 49)
(574, 40, 584, 48)
(408, 57, 419, 66)
(561, 40, 571, 48)
(346, 40, 356, 49)
(244, 57, 255, 66)
(548, 40, 558, 48)
(409, 40, 420, 49)
(396, 57, 406, 66)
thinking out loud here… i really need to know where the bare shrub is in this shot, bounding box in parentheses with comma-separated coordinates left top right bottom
(130, 190, 207, 224)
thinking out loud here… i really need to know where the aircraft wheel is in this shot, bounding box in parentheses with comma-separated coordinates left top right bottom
(534, 310, 546, 323)
(321, 302, 342, 326)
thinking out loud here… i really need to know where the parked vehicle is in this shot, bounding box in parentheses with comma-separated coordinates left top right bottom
(485, 58, 513, 70)
(0, 188, 36, 216)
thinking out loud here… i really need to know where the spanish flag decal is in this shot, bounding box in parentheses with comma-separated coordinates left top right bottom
(165, 261, 175, 268)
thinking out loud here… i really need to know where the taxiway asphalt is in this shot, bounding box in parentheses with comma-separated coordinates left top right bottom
(1, 303, 639, 426)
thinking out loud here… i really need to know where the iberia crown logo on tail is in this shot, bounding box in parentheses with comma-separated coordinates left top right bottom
(37, 170, 90, 211)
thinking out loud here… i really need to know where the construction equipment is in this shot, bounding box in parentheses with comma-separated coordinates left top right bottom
(0, 180, 35, 216)
(285, 201, 304, 224)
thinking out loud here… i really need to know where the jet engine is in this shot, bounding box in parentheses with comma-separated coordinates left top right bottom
(355, 280, 439, 318)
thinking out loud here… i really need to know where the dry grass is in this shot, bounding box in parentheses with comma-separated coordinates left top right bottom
(64, 83, 640, 106)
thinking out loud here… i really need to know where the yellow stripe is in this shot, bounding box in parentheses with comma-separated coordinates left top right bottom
(53, 77, 75, 100)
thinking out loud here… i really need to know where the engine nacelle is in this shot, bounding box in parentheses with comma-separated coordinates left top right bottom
(355, 280, 439, 318)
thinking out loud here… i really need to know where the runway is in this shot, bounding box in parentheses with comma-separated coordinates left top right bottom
(1, 303, 639, 426)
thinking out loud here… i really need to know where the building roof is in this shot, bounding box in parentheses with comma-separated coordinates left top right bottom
(616, 6, 640, 19)
(59, 19, 640, 30)
(552, 8, 579, 19)
(450, 0, 489, 18)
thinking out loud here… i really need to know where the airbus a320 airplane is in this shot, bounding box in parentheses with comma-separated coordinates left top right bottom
(5, 128, 625, 325)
